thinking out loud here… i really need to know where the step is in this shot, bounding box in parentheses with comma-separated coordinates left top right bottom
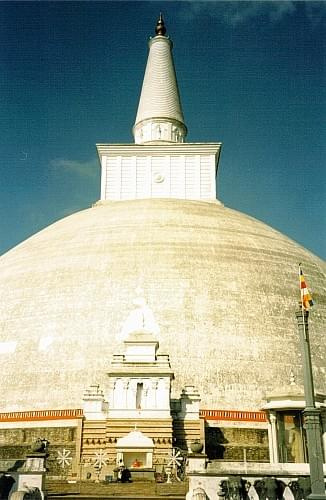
(47, 493, 186, 500)
(46, 480, 187, 499)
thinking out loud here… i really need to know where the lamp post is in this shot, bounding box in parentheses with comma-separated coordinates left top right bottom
(296, 309, 326, 499)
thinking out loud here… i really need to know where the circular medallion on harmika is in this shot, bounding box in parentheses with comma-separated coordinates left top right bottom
(153, 172, 165, 183)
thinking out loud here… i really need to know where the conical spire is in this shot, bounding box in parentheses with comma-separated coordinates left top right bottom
(133, 15, 187, 144)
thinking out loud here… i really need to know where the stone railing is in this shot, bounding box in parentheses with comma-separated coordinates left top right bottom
(186, 460, 326, 500)
(187, 474, 319, 500)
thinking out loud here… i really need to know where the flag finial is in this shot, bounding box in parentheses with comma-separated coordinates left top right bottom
(155, 13, 167, 36)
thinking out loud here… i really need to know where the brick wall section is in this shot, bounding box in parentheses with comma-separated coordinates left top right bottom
(0, 426, 79, 476)
(205, 425, 269, 462)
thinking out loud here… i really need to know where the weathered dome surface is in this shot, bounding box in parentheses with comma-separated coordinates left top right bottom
(0, 199, 325, 412)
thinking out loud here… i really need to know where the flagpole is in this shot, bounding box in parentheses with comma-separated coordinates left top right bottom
(296, 265, 325, 499)
(300, 265, 308, 342)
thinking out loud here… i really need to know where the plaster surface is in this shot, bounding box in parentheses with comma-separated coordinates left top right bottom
(0, 198, 325, 412)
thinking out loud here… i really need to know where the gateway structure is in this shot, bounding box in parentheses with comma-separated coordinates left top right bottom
(0, 16, 325, 480)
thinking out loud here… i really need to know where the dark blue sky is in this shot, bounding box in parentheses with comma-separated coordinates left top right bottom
(1, 1, 325, 258)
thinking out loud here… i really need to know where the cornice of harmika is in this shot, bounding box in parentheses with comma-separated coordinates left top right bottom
(96, 142, 222, 157)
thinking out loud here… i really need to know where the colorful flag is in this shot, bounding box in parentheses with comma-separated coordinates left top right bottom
(299, 265, 314, 310)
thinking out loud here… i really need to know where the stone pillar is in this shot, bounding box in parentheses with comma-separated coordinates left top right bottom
(116, 451, 123, 465)
(321, 410, 326, 464)
(267, 410, 279, 463)
(108, 379, 115, 409)
(151, 380, 158, 408)
(146, 451, 153, 468)
(296, 310, 326, 499)
(143, 381, 150, 410)
(157, 378, 169, 409)
(112, 379, 117, 407)
(123, 380, 129, 409)
(303, 407, 326, 497)
(163, 379, 171, 409)
(126, 380, 135, 409)
(199, 417, 206, 454)
(113, 378, 125, 408)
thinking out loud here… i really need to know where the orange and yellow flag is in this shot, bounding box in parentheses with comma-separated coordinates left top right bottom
(299, 265, 314, 310)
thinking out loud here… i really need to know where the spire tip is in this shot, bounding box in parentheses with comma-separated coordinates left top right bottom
(155, 13, 167, 36)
